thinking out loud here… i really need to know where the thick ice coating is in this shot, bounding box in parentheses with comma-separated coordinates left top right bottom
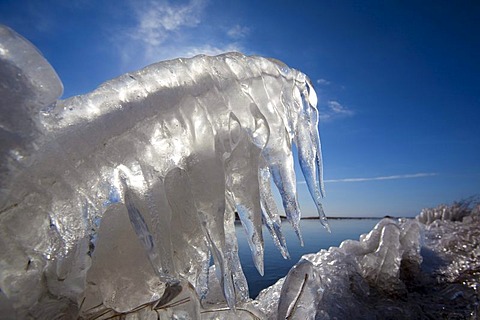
(0, 25, 327, 318)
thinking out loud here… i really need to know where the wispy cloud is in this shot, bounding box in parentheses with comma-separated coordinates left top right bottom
(131, 0, 204, 42)
(322, 173, 438, 183)
(227, 24, 250, 39)
(125, 0, 205, 62)
(327, 100, 353, 115)
(316, 78, 330, 85)
(319, 100, 354, 121)
(113, 0, 246, 71)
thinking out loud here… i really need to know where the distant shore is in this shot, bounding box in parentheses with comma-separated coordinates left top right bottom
(299, 216, 388, 220)
(306, 216, 384, 220)
(234, 212, 394, 221)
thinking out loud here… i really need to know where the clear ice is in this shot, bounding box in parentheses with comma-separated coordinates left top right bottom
(0, 25, 326, 319)
(2, 25, 479, 319)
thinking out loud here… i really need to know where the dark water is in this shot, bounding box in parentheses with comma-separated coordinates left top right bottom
(236, 218, 381, 298)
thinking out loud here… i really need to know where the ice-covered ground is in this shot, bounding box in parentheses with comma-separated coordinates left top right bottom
(1, 25, 478, 319)
(254, 201, 480, 319)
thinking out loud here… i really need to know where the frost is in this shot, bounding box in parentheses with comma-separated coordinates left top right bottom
(0, 25, 326, 318)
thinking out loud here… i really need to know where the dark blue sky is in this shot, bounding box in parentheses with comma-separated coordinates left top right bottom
(1, 0, 479, 216)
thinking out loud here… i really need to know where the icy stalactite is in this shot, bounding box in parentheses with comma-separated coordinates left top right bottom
(259, 166, 290, 260)
(0, 25, 327, 318)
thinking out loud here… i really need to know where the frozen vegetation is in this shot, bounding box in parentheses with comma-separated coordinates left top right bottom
(1, 25, 479, 319)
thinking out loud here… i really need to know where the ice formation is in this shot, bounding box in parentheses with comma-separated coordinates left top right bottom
(255, 202, 480, 319)
(0, 25, 327, 319)
(417, 199, 475, 225)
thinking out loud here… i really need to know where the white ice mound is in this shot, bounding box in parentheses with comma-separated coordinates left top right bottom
(255, 218, 423, 319)
(0, 25, 327, 318)
(256, 202, 480, 319)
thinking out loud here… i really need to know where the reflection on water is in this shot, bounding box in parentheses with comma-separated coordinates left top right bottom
(236, 218, 380, 298)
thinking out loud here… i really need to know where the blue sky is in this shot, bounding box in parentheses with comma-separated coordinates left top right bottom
(1, 0, 479, 217)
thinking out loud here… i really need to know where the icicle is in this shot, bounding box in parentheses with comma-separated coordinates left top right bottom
(117, 167, 170, 281)
(245, 80, 305, 244)
(267, 150, 304, 246)
(296, 83, 330, 231)
(259, 165, 290, 259)
(305, 79, 326, 198)
(224, 193, 250, 301)
(224, 122, 265, 275)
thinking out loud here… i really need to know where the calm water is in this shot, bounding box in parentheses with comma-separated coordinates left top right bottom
(236, 218, 381, 298)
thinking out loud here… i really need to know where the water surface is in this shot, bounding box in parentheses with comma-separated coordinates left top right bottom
(236, 218, 381, 298)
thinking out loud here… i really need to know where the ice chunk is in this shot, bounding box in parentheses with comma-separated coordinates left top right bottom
(0, 25, 63, 212)
(256, 218, 424, 318)
(277, 259, 323, 320)
(256, 203, 480, 319)
(81, 203, 164, 314)
(0, 26, 327, 317)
